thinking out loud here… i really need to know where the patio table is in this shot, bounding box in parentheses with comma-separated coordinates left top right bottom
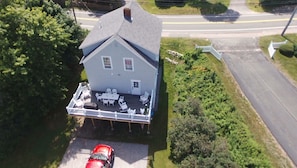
(101, 93, 119, 100)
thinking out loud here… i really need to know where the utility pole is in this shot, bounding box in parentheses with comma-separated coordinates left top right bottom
(70, 0, 77, 23)
(281, 6, 297, 36)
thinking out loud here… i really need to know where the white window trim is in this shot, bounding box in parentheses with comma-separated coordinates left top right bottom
(123, 57, 134, 71)
(102, 56, 113, 70)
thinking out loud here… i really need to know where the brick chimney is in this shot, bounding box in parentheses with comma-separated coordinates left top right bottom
(123, 7, 131, 20)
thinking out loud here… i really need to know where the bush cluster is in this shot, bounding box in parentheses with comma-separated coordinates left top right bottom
(279, 42, 297, 57)
(167, 49, 271, 167)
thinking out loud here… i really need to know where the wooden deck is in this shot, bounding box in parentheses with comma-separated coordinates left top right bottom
(90, 91, 148, 114)
(66, 83, 153, 129)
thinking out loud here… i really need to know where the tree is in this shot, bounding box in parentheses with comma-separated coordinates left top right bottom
(168, 114, 238, 168)
(168, 114, 216, 163)
(0, 0, 85, 159)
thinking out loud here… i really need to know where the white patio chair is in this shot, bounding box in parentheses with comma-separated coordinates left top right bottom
(140, 91, 149, 104)
(73, 99, 84, 108)
(127, 108, 135, 114)
(112, 88, 117, 94)
(118, 96, 124, 105)
(102, 99, 109, 106)
(106, 88, 111, 94)
(81, 90, 91, 100)
(95, 93, 102, 102)
(108, 99, 115, 106)
(119, 102, 128, 112)
(140, 108, 145, 115)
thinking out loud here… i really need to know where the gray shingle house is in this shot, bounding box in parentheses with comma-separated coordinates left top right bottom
(66, 2, 162, 133)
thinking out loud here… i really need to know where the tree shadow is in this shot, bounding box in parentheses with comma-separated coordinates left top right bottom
(155, 0, 186, 9)
(72, 0, 125, 12)
(258, 1, 296, 14)
(279, 35, 297, 58)
(203, 9, 240, 22)
(197, 1, 239, 22)
(195, 1, 227, 14)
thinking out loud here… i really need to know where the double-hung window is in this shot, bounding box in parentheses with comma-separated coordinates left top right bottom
(124, 58, 133, 71)
(102, 56, 112, 70)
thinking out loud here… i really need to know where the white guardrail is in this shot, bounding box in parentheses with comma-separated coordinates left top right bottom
(195, 44, 222, 61)
(268, 40, 288, 58)
(66, 83, 152, 124)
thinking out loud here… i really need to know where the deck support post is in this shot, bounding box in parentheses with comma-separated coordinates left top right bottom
(110, 120, 114, 131)
(91, 118, 95, 128)
(128, 122, 132, 132)
(147, 124, 150, 134)
(140, 124, 144, 130)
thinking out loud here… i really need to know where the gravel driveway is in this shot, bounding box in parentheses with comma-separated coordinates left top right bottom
(59, 137, 148, 168)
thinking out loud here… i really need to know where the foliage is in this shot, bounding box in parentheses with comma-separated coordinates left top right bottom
(168, 49, 272, 167)
(279, 43, 294, 57)
(0, 0, 85, 159)
(168, 113, 237, 168)
(248, 0, 297, 12)
(139, 0, 229, 15)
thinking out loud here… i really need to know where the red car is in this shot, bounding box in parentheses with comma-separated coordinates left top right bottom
(86, 144, 115, 168)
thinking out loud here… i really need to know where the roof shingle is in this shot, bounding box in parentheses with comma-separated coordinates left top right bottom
(79, 2, 162, 59)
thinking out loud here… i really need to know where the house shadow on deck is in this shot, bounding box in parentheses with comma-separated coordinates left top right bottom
(90, 92, 147, 114)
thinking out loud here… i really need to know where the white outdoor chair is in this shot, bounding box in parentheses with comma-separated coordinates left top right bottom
(102, 99, 109, 106)
(140, 108, 145, 115)
(73, 99, 84, 108)
(106, 88, 111, 94)
(118, 96, 124, 105)
(119, 102, 128, 112)
(95, 93, 102, 102)
(108, 99, 115, 106)
(128, 108, 136, 115)
(81, 90, 91, 100)
(140, 91, 149, 104)
(112, 88, 117, 94)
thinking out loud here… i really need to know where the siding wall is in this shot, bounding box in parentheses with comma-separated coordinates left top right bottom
(84, 39, 157, 95)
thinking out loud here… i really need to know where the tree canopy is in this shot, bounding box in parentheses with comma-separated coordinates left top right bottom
(0, 0, 85, 159)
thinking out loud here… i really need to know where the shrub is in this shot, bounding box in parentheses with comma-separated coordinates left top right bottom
(279, 43, 294, 57)
(169, 50, 271, 167)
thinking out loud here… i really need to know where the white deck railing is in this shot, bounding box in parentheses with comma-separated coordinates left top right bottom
(66, 83, 152, 124)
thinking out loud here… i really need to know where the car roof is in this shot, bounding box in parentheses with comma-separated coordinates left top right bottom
(92, 144, 113, 155)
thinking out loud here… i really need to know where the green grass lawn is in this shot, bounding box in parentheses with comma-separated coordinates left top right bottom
(247, 0, 265, 12)
(138, 0, 230, 15)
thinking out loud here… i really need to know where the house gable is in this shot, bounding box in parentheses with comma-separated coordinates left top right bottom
(82, 35, 158, 71)
(82, 35, 158, 94)
(79, 2, 162, 63)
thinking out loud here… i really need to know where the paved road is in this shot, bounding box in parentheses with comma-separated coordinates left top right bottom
(65, 1, 297, 167)
(211, 38, 297, 167)
(71, 3, 297, 38)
